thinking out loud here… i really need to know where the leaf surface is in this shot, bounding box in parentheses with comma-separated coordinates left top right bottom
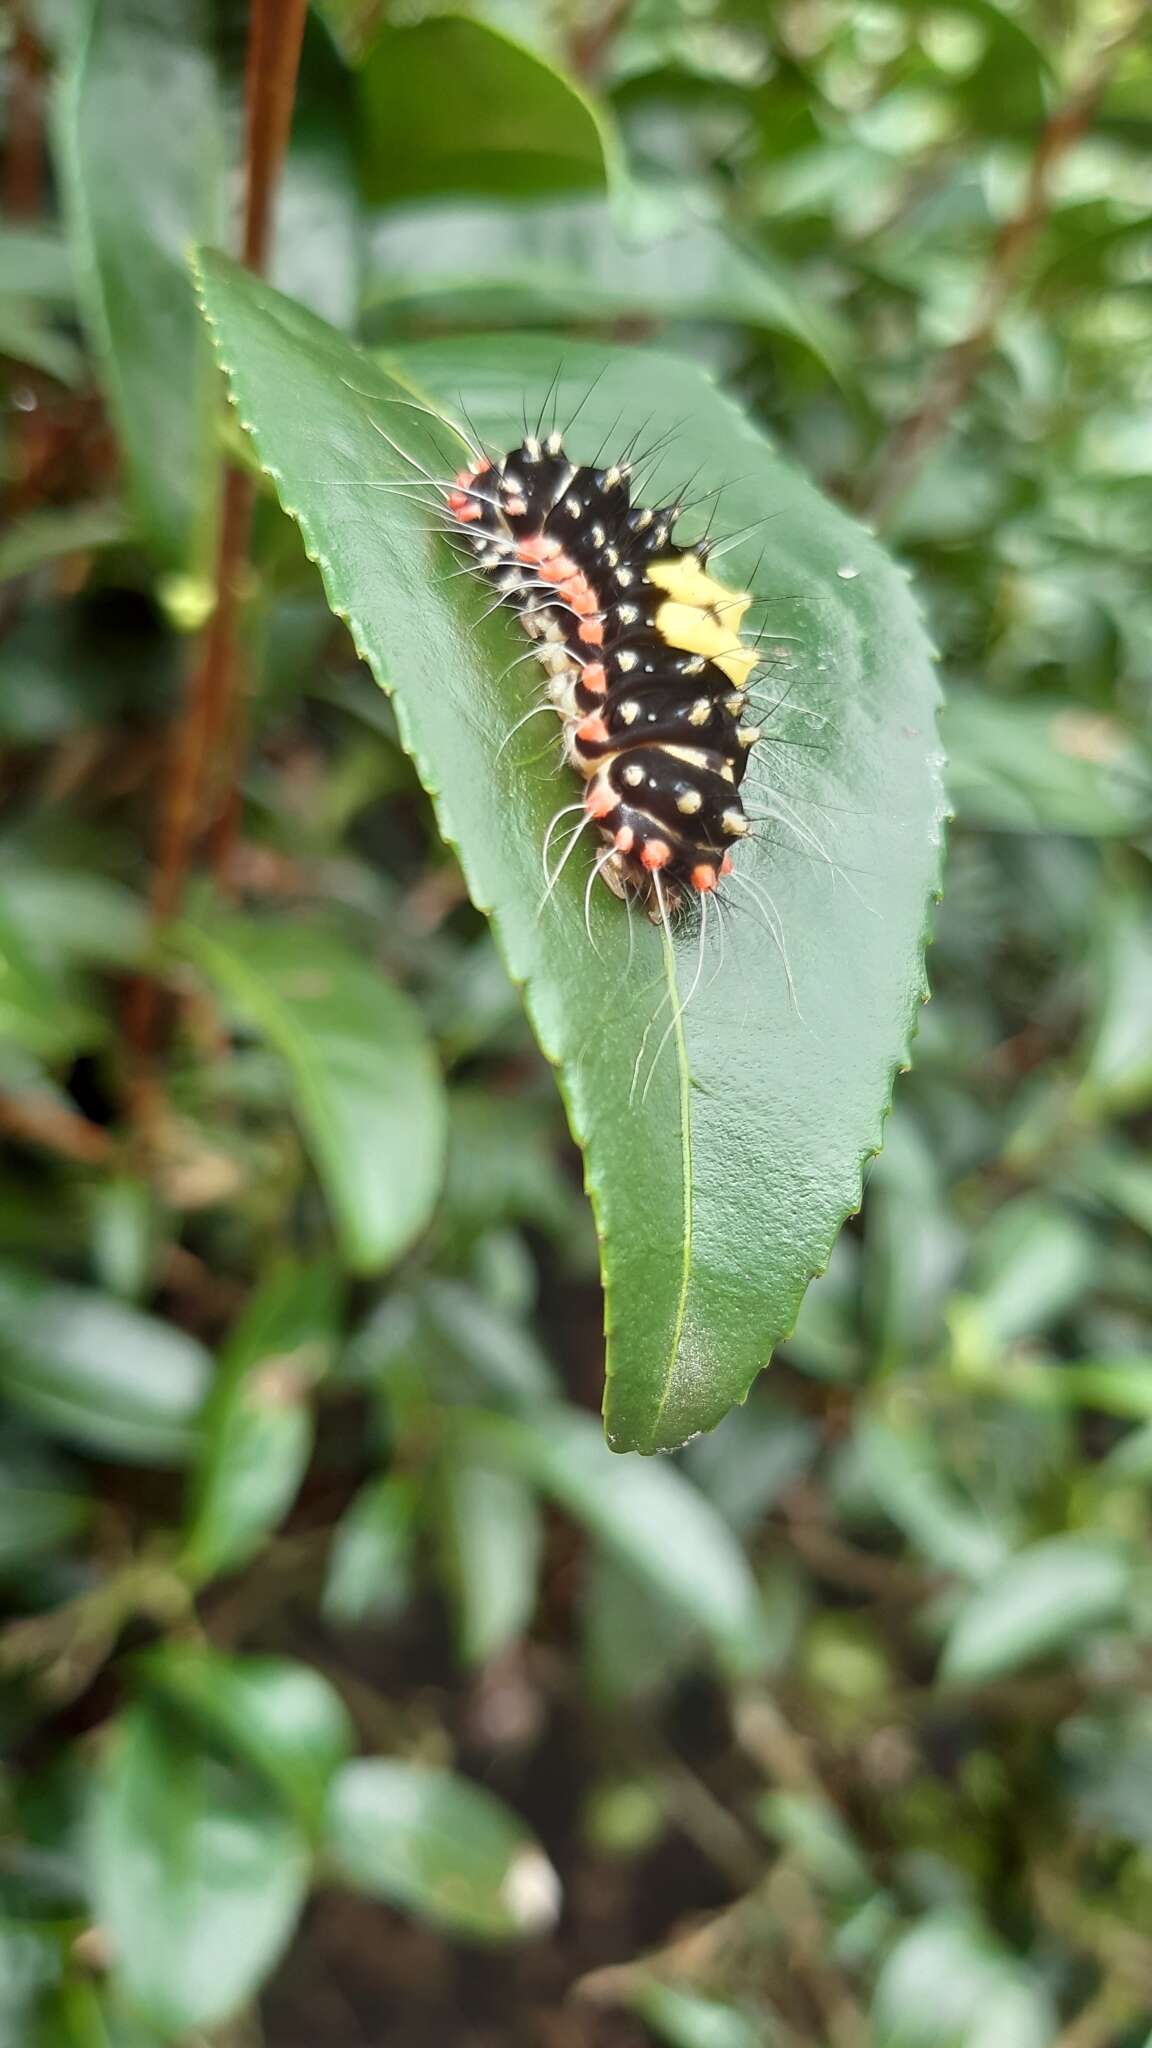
(0, 1263, 209, 1464)
(89, 1701, 309, 2034)
(939, 1535, 1131, 1686)
(197, 255, 944, 1450)
(182, 1261, 338, 1580)
(57, 0, 223, 568)
(325, 1758, 559, 1941)
(173, 913, 447, 1274)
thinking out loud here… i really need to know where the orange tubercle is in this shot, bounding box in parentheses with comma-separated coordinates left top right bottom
(691, 864, 718, 892)
(585, 782, 617, 819)
(641, 839, 672, 871)
(720, 853, 734, 875)
(578, 620, 604, 647)
(576, 715, 610, 746)
(582, 662, 607, 694)
(614, 826, 635, 853)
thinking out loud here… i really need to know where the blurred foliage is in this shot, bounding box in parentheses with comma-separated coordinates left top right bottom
(2, 0, 1152, 2044)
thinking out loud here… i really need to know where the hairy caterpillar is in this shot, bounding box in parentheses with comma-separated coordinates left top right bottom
(444, 426, 761, 921)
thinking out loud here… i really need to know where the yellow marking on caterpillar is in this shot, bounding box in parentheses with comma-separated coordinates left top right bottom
(651, 602, 759, 689)
(646, 554, 749, 618)
(645, 555, 758, 689)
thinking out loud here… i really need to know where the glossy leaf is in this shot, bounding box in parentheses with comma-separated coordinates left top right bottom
(959, 1196, 1095, 1351)
(359, 18, 612, 202)
(1078, 888, 1152, 1115)
(465, 1407, 767, 1675)
(631, 1982, 766, 2048)
(0, 301, 84, 384)
(57, 0, 223, 568)
(89, 1701, 309, 2034)
(173, 914, 447, 1273)
(939, 1536, 1132, 1687)
(944, 689, 1152, 836)
(310, 0, 386, 66)
(0, 225, 75, 301)
(364, 193, 848, 373)
(0, 907, 105, 1063)
(197, 256, 944, 1451)
(134, 1645, 352, 1835)
(441, 1454, 542, 1665)
(182, 1262, 338, 1580)
(322, 1473, 418, 1625)
(857, 1416, 1009, 1582)
(0, 501, 125, 583)
(325, 1758, 560, 1941)
(873, 1911, 1054, 2048)
(0, 1444, 89, 1571)
(0, 1263, 210, 1464)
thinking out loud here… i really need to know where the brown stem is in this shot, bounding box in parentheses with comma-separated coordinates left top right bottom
(241, 0, 310, 272)
(568, 0, 635, 81)
(0, 1089, 113, 1166)
(2, 2, 45, 221)
(866, 8, 1146, 523)
(129, 0, 309, 1091)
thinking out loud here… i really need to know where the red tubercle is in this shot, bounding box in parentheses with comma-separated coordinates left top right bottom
(585, 782, 617, 819)
(575, 715, 609, 746)
(691, 864, 718, 893)
(720, 853, 734, 875)
(614, 826, 635, 853)
(641, 839, 672, 871)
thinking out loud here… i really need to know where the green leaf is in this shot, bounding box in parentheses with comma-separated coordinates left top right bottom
(0, 300, 85, 385)
(440, 1454, 542, 1665)
(311, 0, 386, 66)
(364, 193, 848, 374)
(465, 1407, 766, 1674)
(182, 1261, 338, 1580)
(873, 1911, 1054, 2048)
(582, 1552, 697, 1704)
(631, 1981, 767, 2048)
(943, 689, 1152, 836)
(0, 226, 76, 303)
(173, 913, 447, 1273)
(89, 1701, 309, 2035)
(939, 1536, 1132, 1687)
(0, 1443, 89, 1572)
(322, 1473, 418, 1625)
(959, 1196, 1096, 1351)
(420, 1277, 556, 1404)
(0, 866, 146, 971)
(196, 256, 944, 1452)
(1078, 888, 1152, 1116)
(359, 18, 613, 202)
(325, 1758, 560, 1940)
(0, 907, 106, 1062)
(0, 502, 126, 584)
(856, 1416, 1009, 1582)
(0, 1263, 210, 1465)
(134, 1645, 352, 1836)
(56, 0, 224, 568)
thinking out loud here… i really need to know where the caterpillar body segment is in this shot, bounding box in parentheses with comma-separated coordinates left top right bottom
(446, 431, 760, 916)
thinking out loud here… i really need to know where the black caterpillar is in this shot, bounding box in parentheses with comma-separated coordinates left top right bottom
(446, 428, 761, 918)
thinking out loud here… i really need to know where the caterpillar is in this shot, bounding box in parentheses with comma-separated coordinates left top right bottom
(443, 426, 762, 921)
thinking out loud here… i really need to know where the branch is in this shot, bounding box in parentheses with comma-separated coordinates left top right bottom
(2, 2, 45, 221)
(129, 0, 309, 1094)
(866, 8, 1146, 523)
